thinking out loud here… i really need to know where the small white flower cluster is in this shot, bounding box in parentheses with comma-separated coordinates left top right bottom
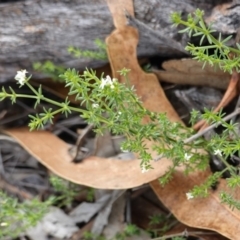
(214, 149, 222, 156)
(186, 192, 194, 200)
(184, 153, 192, 161)
(15, 69, 28, 86)
(115, 111, 122, 121)
(0, 222, 8, 226)
(92, 103, 99, 109)
(120, 146, 129, 153)
(100, 75, 117, 89)
(141, 163, 149, 173)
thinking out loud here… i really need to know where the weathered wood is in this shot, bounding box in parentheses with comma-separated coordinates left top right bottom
(0, 0, 239, 82)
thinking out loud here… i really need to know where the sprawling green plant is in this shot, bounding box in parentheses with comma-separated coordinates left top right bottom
(171, 8, 240, 205)
(1, 68, 209, 174)
(68, 38, 107, 60)
(0, 175, 94, 238)
(33, 60, 66, 81)
(1, 9, 240, 225)
(33, 38, 107, 80)
(50, 175, 95, 206)
(3, 64, 240, 203)
(0, 191, 55, 239)
(171, 9, 240, 73)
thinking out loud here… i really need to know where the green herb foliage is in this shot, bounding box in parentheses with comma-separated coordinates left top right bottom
(1, 11, 240, 237)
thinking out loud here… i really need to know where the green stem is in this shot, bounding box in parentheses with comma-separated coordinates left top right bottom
(5, 91, 111, 125)
(219, 155, 236, 176)
(26, 81, 40, 96)
(179, 20, 240, 54)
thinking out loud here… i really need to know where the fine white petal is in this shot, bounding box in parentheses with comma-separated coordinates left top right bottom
(141, 164, 149, 173)
(15, 69, 28, 86)
(141, 167, 149, 173)
(186, 192, 194, 200)
(120, 147, 129, 153)
(214, 149, 222, 156)
(92, 103, 99, 108)
(100, 75, 115, 89)
(184, 153, 192, 161)
(99, 78, 107, 89)
(0, 222, 8, 226)
(105, 75, 112, 82)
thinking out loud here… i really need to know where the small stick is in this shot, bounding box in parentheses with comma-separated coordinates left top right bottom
(154, 107, 240, 161)
(184, 107, 240, 144)
(72, 124, 94, 162)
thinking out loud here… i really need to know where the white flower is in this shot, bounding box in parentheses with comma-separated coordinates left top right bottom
(186, 192, 194, 200)
(184, 153, 192, 161)
(92, 103, 99, 108)
(100, 75, 116, 89)
(0, 222, 8, 227)
(214, 149, 222, 156)
(15, 69, 28, 86)
(141, 167, 149, 173)
(141, 164, 149, 173)
(120, 147, 129, 153)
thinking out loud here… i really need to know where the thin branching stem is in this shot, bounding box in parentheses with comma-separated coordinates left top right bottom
(184, 108, 240, 144)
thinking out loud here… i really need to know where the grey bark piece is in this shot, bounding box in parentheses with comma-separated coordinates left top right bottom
(0, 0, 239, 82)
(91, 190, 125, 235)
(27, 207, 78, 239)
(69, 193, 111, 223)
(0, 0, 113, 82)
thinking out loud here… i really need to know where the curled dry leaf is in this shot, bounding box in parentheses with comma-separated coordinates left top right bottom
(153, 59, 230, 90)
(163, 222, 228, 240)
(3, 127, 172, 189)
(151, 168, 240, 239)
(106, 26, 180, 120)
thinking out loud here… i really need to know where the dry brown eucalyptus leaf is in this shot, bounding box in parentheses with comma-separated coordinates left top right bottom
(163, 222, 228, 240)
(153, 59, 230, 89)
(4, 127, 172, 189)
(151, 168, 240, 239)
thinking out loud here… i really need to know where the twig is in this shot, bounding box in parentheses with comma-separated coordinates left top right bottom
(184, 107, 240, 144)
(71, 124, 94, 162)
(0, 135, 17, 143)
(125, 190, 132, 224)
(0, 110, 7, 120)
(152, 230, 217, 240)
(154, 107, 240, 161)
(0, 174, 34, 200)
